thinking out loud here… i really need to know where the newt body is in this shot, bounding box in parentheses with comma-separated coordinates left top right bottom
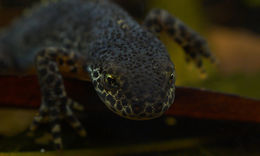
(0, 0, 214, 149)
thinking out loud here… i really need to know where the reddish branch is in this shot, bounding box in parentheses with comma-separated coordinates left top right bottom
(0, 76, 259, 123)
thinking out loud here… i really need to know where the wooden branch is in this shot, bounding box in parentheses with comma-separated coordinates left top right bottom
(166, 87, 260, 123)
(0, 76, 259, 123)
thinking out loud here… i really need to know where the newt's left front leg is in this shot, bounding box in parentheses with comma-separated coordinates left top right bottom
(30, 47, 87, 149)
(144, 9, 216, 73)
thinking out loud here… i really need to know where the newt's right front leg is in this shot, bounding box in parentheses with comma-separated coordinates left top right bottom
(30, 47, 87, 149)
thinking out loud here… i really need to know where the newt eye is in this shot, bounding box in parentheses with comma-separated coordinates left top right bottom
(169, 72, 175, 84)
(170, 73, 174, 80)
(105, 74, 119, 88)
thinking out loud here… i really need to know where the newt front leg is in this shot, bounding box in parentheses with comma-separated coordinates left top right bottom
(144, 9, 216, 72)
(30, 47, 87, 149)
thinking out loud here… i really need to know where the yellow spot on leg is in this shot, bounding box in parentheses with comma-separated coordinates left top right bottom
(117, 19, 129, 29)
(117, 19, 124, 25)
(52, 124, 61, 133)
(72, 102, 84, 111)
(53, 137, 62, 146)
(71, 121, 80, 128)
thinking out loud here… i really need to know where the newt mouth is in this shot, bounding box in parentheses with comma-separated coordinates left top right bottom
(95, 82, 175, 120)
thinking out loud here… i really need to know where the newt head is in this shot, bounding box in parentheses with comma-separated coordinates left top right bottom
(86, 30, 176, 120)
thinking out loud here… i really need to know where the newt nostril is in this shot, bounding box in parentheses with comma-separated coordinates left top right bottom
(131, 100, 145, 114)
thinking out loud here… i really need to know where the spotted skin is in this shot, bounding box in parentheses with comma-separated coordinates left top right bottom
(31, 47, 86, 148)
(87, 64, 175, 120)
(144, 9, 215, 73)
(0, 0, 214, 149)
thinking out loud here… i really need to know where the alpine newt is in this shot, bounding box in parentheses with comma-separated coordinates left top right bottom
(0, 0, 215, 149)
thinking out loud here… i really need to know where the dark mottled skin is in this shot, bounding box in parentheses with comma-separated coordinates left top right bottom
(0, 0, 175, 117)
(0, 0, 214, 149)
